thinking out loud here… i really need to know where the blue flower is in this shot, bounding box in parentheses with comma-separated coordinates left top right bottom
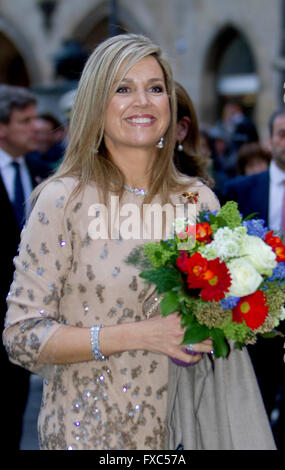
(267, 262, 285, 281)
(200, 210, 218, 222)
(242, 219, 268, 239)
(220, 296, 240, 309)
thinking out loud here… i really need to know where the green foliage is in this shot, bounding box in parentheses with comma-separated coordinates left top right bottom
(243, 212, 259, 221)
(160, 291, 180, 316)
(181, 314, 229, 358)
(143, 240, 178, 268)
(261, 330, 284, 339)
(182, 324, 211, 344)
(139, 266, 181, 293)
(210, 329, 229, 358)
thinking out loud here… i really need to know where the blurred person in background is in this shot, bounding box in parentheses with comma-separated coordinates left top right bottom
(0, 84, 51, 449)
(199, 127, 212, 156)
(219, 99, 259, 154)
(237, 142, 271, 176)
(211, 99, 259, 192)
(209, 125, 237, 194)
(174, 81, 214, 188)
(29, 113, 66, 170)
(222, 108, 285, 449)
(59, 89, 77, 139)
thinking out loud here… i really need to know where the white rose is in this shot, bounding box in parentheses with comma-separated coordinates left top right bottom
(239, 235, 277, 276)
(227, 258, 263, 297)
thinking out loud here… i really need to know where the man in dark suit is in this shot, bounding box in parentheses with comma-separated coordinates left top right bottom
(0, 85, 52, 449)
(223, 108, 285, 449)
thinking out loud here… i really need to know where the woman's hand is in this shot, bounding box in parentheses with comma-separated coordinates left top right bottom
(104, 313, 213, 366)
(145, 313, 213, 365)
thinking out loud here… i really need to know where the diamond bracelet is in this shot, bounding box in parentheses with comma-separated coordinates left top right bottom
(90, 324, 106, 361)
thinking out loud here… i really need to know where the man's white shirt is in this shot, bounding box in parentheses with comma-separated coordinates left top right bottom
(268, 160, 285, 232)
(0, 148, 33, 219)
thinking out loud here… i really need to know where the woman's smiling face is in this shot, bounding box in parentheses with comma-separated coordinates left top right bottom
(103, 55, 171, 153)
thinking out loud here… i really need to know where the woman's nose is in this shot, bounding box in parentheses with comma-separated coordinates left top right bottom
(134, 89, 149, 105)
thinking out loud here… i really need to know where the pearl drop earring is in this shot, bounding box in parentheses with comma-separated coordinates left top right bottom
(177, 142, 183, 152)
(156, 136, 164, 149)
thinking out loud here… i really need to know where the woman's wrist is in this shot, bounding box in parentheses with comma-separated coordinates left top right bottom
(38, 320, 153, 365)
(90, 325, 106, 361)
(98, 321, 145, 358)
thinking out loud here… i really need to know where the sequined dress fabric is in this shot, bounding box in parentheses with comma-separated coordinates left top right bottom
(3, 177, 220, 450)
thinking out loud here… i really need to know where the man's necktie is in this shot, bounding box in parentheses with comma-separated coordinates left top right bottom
(11, 161, 25, 229)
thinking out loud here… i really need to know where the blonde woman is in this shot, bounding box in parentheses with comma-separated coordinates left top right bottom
(3, 34, 274, 450)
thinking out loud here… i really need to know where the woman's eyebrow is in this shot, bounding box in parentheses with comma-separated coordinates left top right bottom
(116, 77, 164, 84)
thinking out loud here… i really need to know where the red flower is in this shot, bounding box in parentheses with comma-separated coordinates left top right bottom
(264, 231, 285, 262)
(186, 253, 213, 288)
(195, 222, 212, 244)
(176, 251, 189, 273)
(199, 258, 232, 302)
(274, 244, 285, 262)
(264, 231, 282, 246)
(186, 253, 231, 301)
(232, 291, 269, 330)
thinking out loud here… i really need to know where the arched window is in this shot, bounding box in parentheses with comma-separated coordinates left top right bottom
(0, 32, 30, 86)
(200, 25, 259, 123)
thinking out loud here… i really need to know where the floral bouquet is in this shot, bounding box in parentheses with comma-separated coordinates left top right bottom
(127, 201, 285, 361)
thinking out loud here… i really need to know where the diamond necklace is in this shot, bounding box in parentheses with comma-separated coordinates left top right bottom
(123, 185, 148, 196)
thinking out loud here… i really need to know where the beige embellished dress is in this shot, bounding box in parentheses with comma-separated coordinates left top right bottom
(3, 176, 220, 450)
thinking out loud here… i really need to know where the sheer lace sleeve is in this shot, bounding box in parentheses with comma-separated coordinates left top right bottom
(2, 179, 75, 377)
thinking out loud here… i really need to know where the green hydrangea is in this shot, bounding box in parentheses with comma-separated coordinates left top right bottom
(220, 317, 254, 343)
(216, 201, 243, 229)
(143, 241, 177, 268)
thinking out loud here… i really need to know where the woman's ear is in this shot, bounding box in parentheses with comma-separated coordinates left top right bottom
(176, 116, 191, 141)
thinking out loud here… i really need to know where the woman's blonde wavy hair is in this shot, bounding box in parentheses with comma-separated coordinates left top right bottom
(33, 34, 192, 205)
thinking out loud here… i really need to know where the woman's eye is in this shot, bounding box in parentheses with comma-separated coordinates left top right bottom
(150, 85, 164, 93)
(116, 86, 130, 94)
